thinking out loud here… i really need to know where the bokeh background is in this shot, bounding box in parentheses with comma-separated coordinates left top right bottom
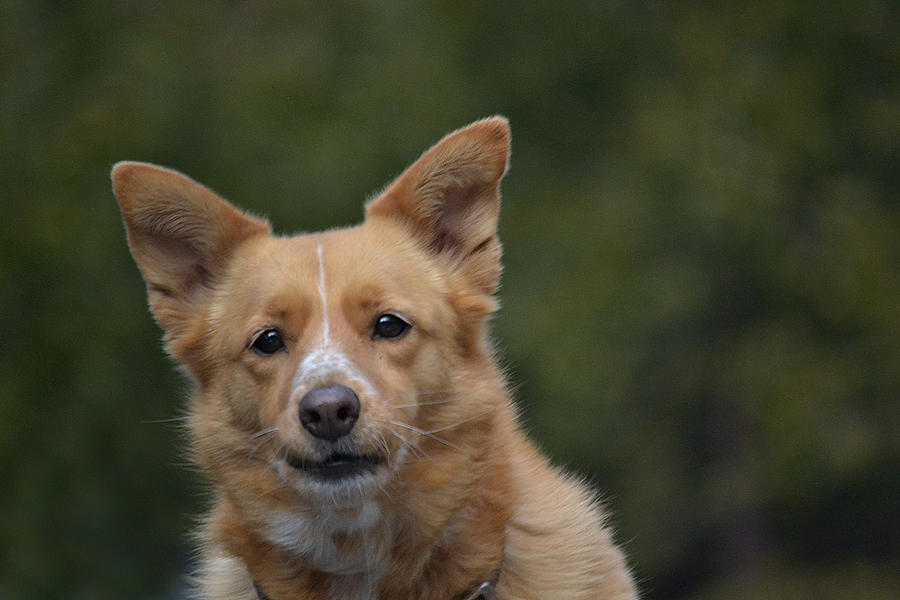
(1, 2, 898, 599)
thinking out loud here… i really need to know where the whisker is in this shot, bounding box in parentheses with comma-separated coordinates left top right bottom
(377, 481, 396, 503)
(259, 441, 285, 481)
(387, 428, 430, 461)
(248, 437, 274, 459)
(237, 427, 279, 461)
(375, 431, 392, 459)
(391, 398, 453, 410)
(426, 411, 491, 435)
(251, 427, 279, 439)
(390, 420, 461, 451)
(140, 415, 189, 425)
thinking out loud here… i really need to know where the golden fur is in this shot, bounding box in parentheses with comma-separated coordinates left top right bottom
(112, 118, 637, 599)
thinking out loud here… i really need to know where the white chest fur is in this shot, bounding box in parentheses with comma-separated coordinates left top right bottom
(264, 501, 392, 599)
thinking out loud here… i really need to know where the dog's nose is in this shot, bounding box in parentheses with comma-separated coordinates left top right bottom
(298, 385, 360, 442)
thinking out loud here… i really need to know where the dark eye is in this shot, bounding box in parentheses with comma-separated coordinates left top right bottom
(251, 329, 285, 355)
(373, 314, 410, 339)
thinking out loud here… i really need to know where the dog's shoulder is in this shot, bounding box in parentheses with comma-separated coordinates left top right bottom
(499, 433, 637, 599)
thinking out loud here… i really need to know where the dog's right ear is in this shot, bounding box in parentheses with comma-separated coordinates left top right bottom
(111, 162, 270, 352)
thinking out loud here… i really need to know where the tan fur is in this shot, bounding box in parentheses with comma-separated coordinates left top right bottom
(112, 117, 637, 599)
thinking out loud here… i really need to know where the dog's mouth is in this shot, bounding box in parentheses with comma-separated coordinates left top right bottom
(285, 452, 381, 482)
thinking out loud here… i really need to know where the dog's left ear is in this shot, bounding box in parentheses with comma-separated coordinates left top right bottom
(366, 117, 510, 295)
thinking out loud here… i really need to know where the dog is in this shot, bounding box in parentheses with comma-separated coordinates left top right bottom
(112, 117, 637, 600)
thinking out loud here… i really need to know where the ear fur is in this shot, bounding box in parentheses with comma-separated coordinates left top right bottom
(366, 117, 510, 295)
(111, 162, 270, 351)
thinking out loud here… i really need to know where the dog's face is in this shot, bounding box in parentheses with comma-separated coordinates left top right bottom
(192, 223, 476, 506)
(113, 119, 510, 520)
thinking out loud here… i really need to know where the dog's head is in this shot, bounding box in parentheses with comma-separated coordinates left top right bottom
(113, 118, 510, 515)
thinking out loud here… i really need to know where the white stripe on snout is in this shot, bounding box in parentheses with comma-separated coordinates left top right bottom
(291, 244, 374, 397)
(294, 347, 375, 396)
(317, 243, 330, 344)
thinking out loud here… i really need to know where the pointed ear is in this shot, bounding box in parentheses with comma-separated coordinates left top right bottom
(111, 162, 270, 347)
(365, 117, 510, 294)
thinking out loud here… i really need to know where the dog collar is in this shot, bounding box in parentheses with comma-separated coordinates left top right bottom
(253, 569, 500, 600)
(454, 571, 500, 600)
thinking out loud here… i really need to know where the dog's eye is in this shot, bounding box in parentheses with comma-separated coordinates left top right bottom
(251, 329, 285, 355)
(373, 314, 410, 339)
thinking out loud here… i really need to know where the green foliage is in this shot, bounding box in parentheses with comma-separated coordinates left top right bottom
(1, 2, 897, 598)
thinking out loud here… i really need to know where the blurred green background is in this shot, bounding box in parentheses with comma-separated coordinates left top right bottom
(1, 2, 898, 599)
